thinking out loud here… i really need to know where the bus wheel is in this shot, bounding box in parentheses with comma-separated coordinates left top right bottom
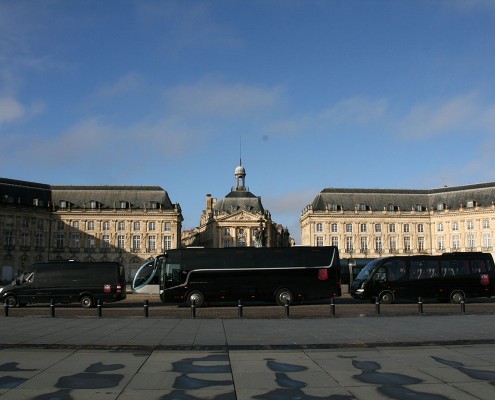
(188, 290, 205, 307)
(4, 295, 18, 307)
(275, 288, 293, 306)
(80, 295, 94, 308)
(450, 291, 465, 304)
(379, 291, 394, 304)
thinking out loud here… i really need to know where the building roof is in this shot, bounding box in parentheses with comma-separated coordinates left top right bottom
(311, 182, 495, 212)
(213, 190, 265, 214)
(0, 178, 52, 209)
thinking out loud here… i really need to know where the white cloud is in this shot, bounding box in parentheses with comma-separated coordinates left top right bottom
(94, 73, 146, 100)
(0, 97, 24, 123)
(165, 80, 285, 118)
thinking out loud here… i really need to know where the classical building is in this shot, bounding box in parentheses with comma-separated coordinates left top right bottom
(300, 182, 495, 262)
(184, 162, 291, 248)
(0, 178, 182, 282)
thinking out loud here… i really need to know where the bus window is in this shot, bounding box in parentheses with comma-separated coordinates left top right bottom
(384, 260, 406, 281)
(373, 267, 386, 282)
(165, 264, 181, 287)
(471, 259, 488, 274)
(409, 259, 438, 280)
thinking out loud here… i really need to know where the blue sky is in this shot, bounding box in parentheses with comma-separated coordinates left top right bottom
(2, 0, 495, 243)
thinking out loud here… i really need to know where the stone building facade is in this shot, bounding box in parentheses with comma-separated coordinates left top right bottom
(183, 163, 291, 248)
(300, 183, 495, 263)
(0, 178, 182, 282)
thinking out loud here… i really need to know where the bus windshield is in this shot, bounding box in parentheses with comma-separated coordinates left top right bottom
(355, 259, 382, 281)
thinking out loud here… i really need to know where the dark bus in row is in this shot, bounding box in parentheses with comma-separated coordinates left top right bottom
(133, 246, 341, 306)
(0, 261, 127, 308)
(350, 252, 495, 304)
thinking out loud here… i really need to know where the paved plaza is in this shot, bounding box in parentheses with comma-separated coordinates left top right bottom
(0, 314, 494, 399)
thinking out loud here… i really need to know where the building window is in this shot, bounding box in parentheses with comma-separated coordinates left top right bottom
(437, 223, 444, 232)
(164, 236, 172, 250)
(316, 236, 324, 247)
(102, 235, 110, 249)
(452, 221, 459, 231)
(483, 233, 491, 249)
(86, 235, 95, 249)
(437, 203, 445, 211)
(452, 235, 460, 250)
(359, 203, 367, 211)
(467, 233, 476, 249)
(120, 201, 127, 209)
(404, 224, 410, 233)
(418, 237, 425, 252)
(390, 237, 397, 252)
(150, 201, 158, 209)
(87, 221, 94, 231)
(331, 237, 339, 247)
(360, 224, 367, 233)
(404, 237, 411, 252)
(224, 227, 231, 236)
(118, 221, 125, 231)
(316, 223, 323, 232)
(375, 237, 382, 252)
(36, 233, 43, 248)
(331, 223, 338, 233)
(118, 235, 125, 249)
(223, 239, 232, 248)
(360, 237, 368, 253)
(375, 224, 382, 233)
(133, 221, 141, 231)
(70, 234, 80, 249)
(149, 221, 156, 231)
(148, 236, 156, 252)
(466, 200, 475, 208)
(346, 237, 353, 252)
(438, 236, 445, 251)
(345, 224, 353, 233)
(56, 234, 64, 250)
(164, 222, 172, 231)
(21, 218, 29, 228)
(103, 221, 110, 231)
(417, 224, 424, 233)
(37, 219, 44, 230)
(483, 219, 490, 229)
(90, 200, 97, 210)
(237, 237, 246, 247)
(132, 235, 141, 251)
(72, 221, 79, 229)
(57, 221, 65, 230)
(389, 224, 396, 233)
(20, 233, 30, 247)
(467, 220, 474, 230)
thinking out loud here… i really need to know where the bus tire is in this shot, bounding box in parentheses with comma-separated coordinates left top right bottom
(4, 295, 18, 308)
(379, 291, 394, 304)
(450, 291, 465, 304)
(80, 295, 94, 308)
(187, 290, 205, 307)
(275, 288, 293, 306)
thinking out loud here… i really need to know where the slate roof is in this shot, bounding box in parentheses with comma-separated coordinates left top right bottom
(0, 178, 52, 209)
(213, 190, 265, 214)
(311, 182, 495, 212)
(51, 185, 174, 210)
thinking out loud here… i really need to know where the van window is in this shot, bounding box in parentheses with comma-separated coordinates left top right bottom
(470, 259, 490, 274)
(441, 259, 469, 277)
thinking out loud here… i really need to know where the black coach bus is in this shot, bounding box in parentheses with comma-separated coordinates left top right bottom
(350, 252, 495, 304)
(133, 246, 341, 306)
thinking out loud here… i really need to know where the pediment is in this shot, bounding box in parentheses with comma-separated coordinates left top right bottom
(216, 210, 262, 223)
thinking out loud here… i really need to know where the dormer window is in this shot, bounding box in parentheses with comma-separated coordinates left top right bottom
(120, 201, 128, 209)
(358, 203, 369, 211)
(33, 198, 44, 207)
(328, 203, 339, 211)
(436, 202, 445, 211)
(89, 200, 98, 210)
(60, 200, 68, 209)
(415, 204, 426, 212)
(387, 204, 398, 212)
(466, 200, 475, 208)
(150, 201, 158, 209)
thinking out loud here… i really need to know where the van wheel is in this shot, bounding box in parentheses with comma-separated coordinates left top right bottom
(275, 288, 294, 306)
(80, 295, 94, 308)
(4, 295, 18, 307)
(451, 291, 465, 304)
(379, 291, 394, 304)
(187, 290, 205, 307)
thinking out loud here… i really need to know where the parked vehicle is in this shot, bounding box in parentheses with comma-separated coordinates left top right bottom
(132, 246, 341, 307)
(0, 261, 126, 308)
(350, 252, 495, 304)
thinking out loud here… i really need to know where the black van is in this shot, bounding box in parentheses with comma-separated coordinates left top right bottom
(0, 261, 126, 308)
(350, 252, 495, 304)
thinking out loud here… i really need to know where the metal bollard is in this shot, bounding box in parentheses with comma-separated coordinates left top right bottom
(285, 298, 290, 318)
(375, 297, 381, 316)
(191, 300, 196, 318)
(238, 300, 243, 318)
(4, 301, 8, 317)
(144, 300, 149, 318)
(330, 297, 336, 316)
(460, 298, 466, 314)
(97, 299, 102, 317)
(50, 299, 55, 317)
(418, 297, 424, 315)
